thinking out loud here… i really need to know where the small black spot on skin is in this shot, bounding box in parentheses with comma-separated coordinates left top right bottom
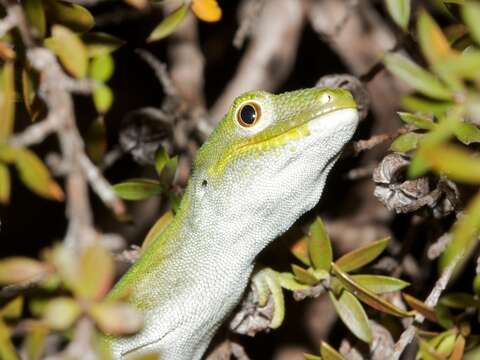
(240, 105, 257, 125)
(202, 180, 208, 187)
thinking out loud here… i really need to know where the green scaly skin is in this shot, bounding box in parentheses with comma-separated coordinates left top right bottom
(103, 87, 359, 359)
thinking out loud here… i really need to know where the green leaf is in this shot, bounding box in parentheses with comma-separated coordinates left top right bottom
(0, 297, 23, 320)
(422, 144, 480, 184)
(290, 236, 310, 266)
(147, 4, 188, 42)
(292, 264, 318, 285)
(308, 217, 332, 271)
(398, 112, 435, 130)
(401, 96, 453, 116)
(142, 210, 174, 250)
(25, 0, 46, 38)
(431, 330, 457, 356)
(390, 132, 422, 152)
(14, 148, 64, 200)
(86, 117, 107, 163)
(383, 53, 452, 100)
(154, 147, 170, 177)
(45, 25, 88, 78)
(277, 272, 310, 291)
(73, 245, 114, 301)
(385, 0, 411, 31)
(43, 297, 81, 330)
(93, 84, 114, 113)
(0, 257, 49, 285)
(439, 292, 479, 309)
(0, 163, 10, 204)
(462, 1, 480, 45)
(335, 237, 389, 273)
(350, 275, 410, 294)
(159, 156, 178, 185)
(89, 54, 114, 82)
(0, 320, 18, 360)
(82, 32, 125, 58)
(89, 302, 143, 336)
(320, 341, 345, 360)
(454, 122, 480, 145)
(23, 322, 48, 360)
(332, 263, 414, 317)
(0, 62, 15, 141)
(474, 275, 480, 295)
(113, 178, 163, 200)
(304, 354, 322, 360)
(329, 289, 372, 343)
(44, 0, 94, 33)
(403, 293, 438, 322)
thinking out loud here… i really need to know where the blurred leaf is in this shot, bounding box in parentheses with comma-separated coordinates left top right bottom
(332, 263, 414, 317)
(154, 147, 169, 177)
(474, 275, 480, 295)
(191, 0, 222, 22)
(403, 293, 437, 322)
(385, 0, 411, 31)
(0, 320, 18, 360)
(419, 339, 445, 360)
(23, 323, 48, 360)
(89, 54, 114, 82)
(25, 0, 46, 38)
(43, 297, 81, 330)
(402, 96, 453, 116)
(21, 68, 41, 121)
(45, 25, 88, 78)
(308, 217, 332, 271)
(86, 117, 107, 163)
(147, 4, 188, 42)
(0, 144, 18, 163)
(89, 302, 143, 336)
(390, 132, 422, 152)
(329, 289, 372, 344)
(398, 112, 435, 130)
(14, 148, 64, 200)
(454, 122, 480, 145)
(320, 341, 345, 360)
(462, 1, 480, 45)
(82, 32, 125, 57)
(48, 244, 77, 290)
(292, 264, 318, 285)
(159, 156, 178, 185)
(290, 236, 310, 266)
(142, 210, 174, 250)
(113, 178, 162, 200)
(437, 51, 480, 80)
(277, 272, 310, 291)
(335, 237, 389, 273)
(435, 303, 455, 329)
(0, 163, 10, 204)
(351, 275, 410, 294)
(0, 62, 15, 141)
(440, 292, 479, 309)
(0, 297, 23, 320)
(449, 335, 465, 360)
(74, 245, 114, 301)
(418, 10, 456, 65)
(304, 354, 322, 360)
(44, 0, 94, 33)
(432, 331, 457, 356)
(384, 53, 452, 100)
(93, 84, 114, 113)
(422, 144, 480, 183)
(0, 257, 49, 285)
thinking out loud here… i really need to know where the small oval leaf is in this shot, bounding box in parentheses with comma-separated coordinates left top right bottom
(351, 275, 410, 294)
(43, 297, 81, 330)
(335, 237, 390, 273)
(113, 178, 162, 200)
(89, 302, 143, 336)
(147, 5, 188, 42)
(308, 217, 332, 271)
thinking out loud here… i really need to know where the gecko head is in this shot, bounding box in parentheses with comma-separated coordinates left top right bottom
(191, 88, 359, 240)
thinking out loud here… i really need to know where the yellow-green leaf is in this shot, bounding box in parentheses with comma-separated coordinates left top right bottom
(350, 275, 410, 294)
(82, 32, 124, 58)
(462, 2, 480, 45)
(154, 147, 169, 177)
(290, 236, 310, 266)
(93, 84, 114, 113)
(113, 178, 162, 200)
(384, 53, 452, 100)
(89, 54, 114, 82)
(89, 302, 143, 336)
(0, 62, 15, 141)
(14, 148, 64, 201)
(43, 297, 81, 330)
(23, 323, 48, 360)
(0, 257, 49, 285)
(44, 0, 94, 33)
(329, 289, 372, 343)
(335, 237, 389, 273)
(86, 117, 107, 163)
(403, 293, 437, 322)
(142, 210, 174, 250)
(440, 292, 478, 309)
(191, 0, 222, 22)
(277, 272, 310, 291)
(308, 217, 332, 271)
(292, 264, 318, 286)
(0, 163, 10, 204)
(0, 320, 18, 360)
(385, 0, 411, 31)
(398, 112, 435, 130)
(25, 0, 46, 38)
(390, 132, 422, 152)
(304, 354, 322, 360)
(401, 96, 452, 116)
(332, 263, 414, 317)
(45, 25, 88, 78)
(454, 122, 480, 145)
(320, 341, 345, 360)
(0, 297, 23, 320)
(147, 4, 188, 42)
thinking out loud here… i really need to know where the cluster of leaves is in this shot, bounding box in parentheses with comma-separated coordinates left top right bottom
(0, 243, 143, 359)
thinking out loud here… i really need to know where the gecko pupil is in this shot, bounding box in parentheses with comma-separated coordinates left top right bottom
(240, 104, 257, 125)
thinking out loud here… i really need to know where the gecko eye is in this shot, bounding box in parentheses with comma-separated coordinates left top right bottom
(323, 93, 332, 103)
(237, 102, 261, 127)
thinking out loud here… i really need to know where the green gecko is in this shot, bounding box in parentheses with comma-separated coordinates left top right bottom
(103, 87, 359, 359)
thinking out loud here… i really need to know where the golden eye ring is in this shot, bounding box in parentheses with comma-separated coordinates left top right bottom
(236, 101, 262, 128)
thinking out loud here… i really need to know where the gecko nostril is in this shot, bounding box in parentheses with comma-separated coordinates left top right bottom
(202, 180, 208, 187)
